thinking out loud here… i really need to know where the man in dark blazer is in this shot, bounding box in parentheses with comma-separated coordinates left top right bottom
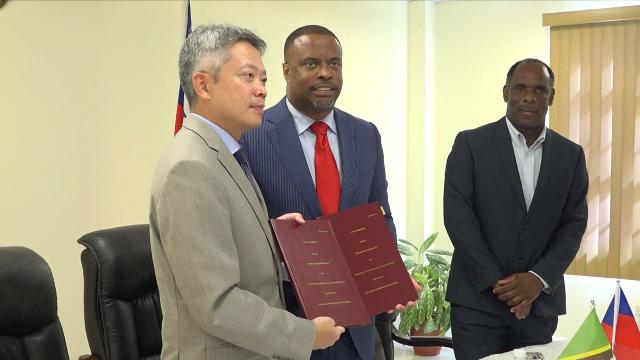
(443, 58, 588, 359)
(242, 25, 395, 360)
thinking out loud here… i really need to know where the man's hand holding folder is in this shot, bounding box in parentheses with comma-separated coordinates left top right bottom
(271, 202, 418, 327)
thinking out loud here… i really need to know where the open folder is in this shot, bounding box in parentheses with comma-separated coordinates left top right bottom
(270, 202, 418, 327)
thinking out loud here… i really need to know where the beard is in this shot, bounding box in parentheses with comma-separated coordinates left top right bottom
(311, 97, 337, 111)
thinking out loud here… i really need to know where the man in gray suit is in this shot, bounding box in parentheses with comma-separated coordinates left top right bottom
(150, 24, 344, 360)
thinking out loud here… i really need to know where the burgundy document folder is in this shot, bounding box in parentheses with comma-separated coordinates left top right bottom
(270, 202, 418, 327)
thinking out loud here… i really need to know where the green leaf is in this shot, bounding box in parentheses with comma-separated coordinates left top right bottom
(424, 254, 448, 269)
(403, 259, 416, 271)
(413, 264, 424, 275)
(413, 272, 427, 287)
(397, 243, 415, 257)
(428, 249, 453, 256)
(397, 239, 419, 252)
(418, 232, 438, 255)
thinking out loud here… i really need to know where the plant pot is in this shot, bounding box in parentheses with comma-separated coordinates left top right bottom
(409, 327, 442, 356)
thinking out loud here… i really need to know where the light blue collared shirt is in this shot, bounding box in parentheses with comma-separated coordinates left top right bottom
(286, 98, 342, 185)
(505, 117, 550, 291)
(191, 113, 241, 155)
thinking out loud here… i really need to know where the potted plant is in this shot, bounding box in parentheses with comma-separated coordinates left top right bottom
(397, 232, 452, 356)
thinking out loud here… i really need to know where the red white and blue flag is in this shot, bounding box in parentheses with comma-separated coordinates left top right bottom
(174, 0, 192, 135)
(602, 282, 640, 360)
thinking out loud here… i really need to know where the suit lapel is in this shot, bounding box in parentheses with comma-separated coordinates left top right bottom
(183, 116, 275, 252)
(527, 129, 556, 215)
(219, 150, 263, 214)
(493, 118, 527, 214)
(267, 99, 323, 217)
(335, 110, 359, 210)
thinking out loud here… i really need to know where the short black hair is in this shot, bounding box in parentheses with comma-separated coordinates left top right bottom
(506, 58, 555, 87)
(284, 25, 340, 61)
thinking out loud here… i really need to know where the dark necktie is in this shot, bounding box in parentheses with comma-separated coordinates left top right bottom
(310, 121, 341, 215)
(233, 147, 262, 204)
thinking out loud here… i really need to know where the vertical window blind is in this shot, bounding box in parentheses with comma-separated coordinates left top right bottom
(545, 6, 640, 280)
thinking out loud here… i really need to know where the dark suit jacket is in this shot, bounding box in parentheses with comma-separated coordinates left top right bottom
(443, 117, 588, 317)
(242, 97, 396, 360)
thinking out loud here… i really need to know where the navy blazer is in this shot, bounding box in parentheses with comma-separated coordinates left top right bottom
(242, 97, 396, 360)
(443, 117, 588, 317)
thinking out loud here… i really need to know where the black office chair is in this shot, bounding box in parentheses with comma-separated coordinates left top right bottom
(0, 246, 70, 360)
(78, 225, 162, 360)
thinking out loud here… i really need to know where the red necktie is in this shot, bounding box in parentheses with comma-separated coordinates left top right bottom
(311, 121, 341, 215)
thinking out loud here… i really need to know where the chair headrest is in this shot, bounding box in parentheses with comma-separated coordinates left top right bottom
(0, 246, 58, 337)
(78, 224, 156, 300)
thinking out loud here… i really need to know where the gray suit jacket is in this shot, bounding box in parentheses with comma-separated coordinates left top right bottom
(150, 115, 316, 360)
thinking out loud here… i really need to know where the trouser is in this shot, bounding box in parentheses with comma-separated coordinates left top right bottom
(450, 304, 557, 360)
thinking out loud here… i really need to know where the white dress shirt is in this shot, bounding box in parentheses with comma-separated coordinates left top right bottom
(505, 118, 550, 291)
(286, 98, 342, 184)
(505, 117, 545, 210)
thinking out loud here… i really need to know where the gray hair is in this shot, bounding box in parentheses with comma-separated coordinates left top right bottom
(179, 24, 266, 104)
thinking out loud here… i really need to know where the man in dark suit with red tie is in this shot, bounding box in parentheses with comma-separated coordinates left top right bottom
(242, 25, 395, 360)
(443, 59, 588, 359)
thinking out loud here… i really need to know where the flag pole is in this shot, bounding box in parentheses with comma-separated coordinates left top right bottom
(174, 0, 192, 135)
(612, 279, 620, 356)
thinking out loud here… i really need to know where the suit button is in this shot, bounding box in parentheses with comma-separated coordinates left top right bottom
(523, 225, 529, 231)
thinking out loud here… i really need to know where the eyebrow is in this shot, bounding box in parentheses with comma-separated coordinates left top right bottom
(240, 63, 266, 74)
(511, 82, 550, 92)
(240, 64, 259, 70)
(301, 57, 341, 62)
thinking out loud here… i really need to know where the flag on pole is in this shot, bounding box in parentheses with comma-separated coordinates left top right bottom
(559, 308, 613, 360)
(174, 0, 192, 135)
(602, 282, 640, 360)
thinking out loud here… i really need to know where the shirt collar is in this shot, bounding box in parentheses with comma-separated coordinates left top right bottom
(505, 116, 546, 149)
(286, 97, 337, 136)
(191, 112, 241, 154)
